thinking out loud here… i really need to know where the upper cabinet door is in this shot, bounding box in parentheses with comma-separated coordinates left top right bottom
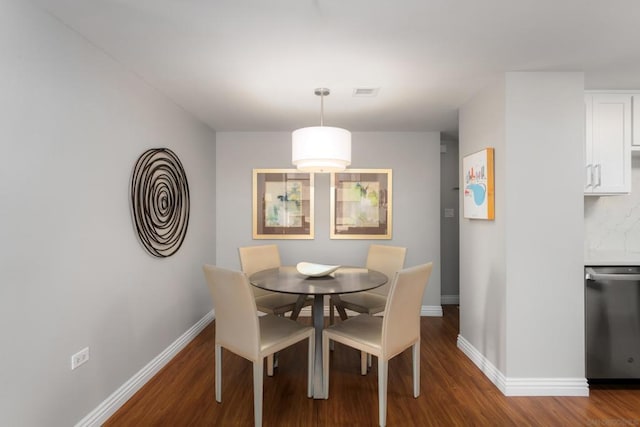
(585, 93, 631, 195)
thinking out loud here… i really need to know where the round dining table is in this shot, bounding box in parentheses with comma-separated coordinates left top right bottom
(249, 266, 387, 399)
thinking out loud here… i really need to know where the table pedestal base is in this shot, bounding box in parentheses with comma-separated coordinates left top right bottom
(312, 295, 325, 399)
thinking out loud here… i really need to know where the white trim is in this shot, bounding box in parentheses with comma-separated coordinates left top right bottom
(75, 310, 215, 427)
(503, 377, 589, 397)
(457, 334, 506, 391)
(421, 305, 443, 317)
(296, 305, 443, 317)
(441, 294, 460, 305)
(457, 334, 589, 397)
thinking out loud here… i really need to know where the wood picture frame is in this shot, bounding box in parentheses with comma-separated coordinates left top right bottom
(330, 169, 392, 239)
(253, 169, 314, 239)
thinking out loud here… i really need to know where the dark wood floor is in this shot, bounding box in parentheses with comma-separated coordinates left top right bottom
(105, 307, 640, 426)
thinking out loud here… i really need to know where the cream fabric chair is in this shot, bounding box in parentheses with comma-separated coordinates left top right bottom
(330, 244, 407, 321)
(329, 244, 406, 364)
(239, 244, 312, 319)
(203, 265, 314, 427)
(322, 262, 433, 427)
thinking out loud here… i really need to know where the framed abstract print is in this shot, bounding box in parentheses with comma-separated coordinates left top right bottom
(253, 169, 314, 239)
(330, 169, 392, 239)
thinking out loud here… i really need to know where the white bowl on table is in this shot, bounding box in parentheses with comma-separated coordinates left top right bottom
(296, 262, 340, 277)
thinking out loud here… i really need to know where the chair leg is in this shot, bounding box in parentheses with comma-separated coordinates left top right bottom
(360, 351, 367, 375)
(308, 332, 315, 398)
(267, 354, 274, 377)
(322, 331, 330, 399)
(378, 358, 388, 427)
(412, 341, 420, 397)
(253, 361, 263, 427)
(215, 344, 222, 403)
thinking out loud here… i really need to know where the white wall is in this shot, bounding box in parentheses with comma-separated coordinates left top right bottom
(504, 72, 585, 378)
(459, 72, 585, 390)
(0, 2, 216, 425)
(215, 132, 442, 308)
(585, 157, 640, 263)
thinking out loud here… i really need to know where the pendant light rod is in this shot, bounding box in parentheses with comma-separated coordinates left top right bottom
(315, 88, 329, 126)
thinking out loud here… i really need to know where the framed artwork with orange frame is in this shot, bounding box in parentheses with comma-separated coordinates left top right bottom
(462, 148, 495, 220)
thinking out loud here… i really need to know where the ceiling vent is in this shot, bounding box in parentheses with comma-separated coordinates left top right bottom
(353, 87, 380, 97)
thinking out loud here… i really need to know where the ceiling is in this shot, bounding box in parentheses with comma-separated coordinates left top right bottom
(33, 0, 640, 137)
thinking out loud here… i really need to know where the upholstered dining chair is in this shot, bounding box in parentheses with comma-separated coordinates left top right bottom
(330, 244, 407, 323)
(239, 244, 313, 376)
(202, 265, 314, 427)
(322, 262, 433, 427)
(329, 244, 406, 365)
(239, 244, 312, 320)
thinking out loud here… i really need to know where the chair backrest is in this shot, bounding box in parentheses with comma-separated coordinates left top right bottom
(381, 262, 433, 359)
(238, 244, 281, 297)
(365, 244, 407, 296)
(202, 265, 260, 361)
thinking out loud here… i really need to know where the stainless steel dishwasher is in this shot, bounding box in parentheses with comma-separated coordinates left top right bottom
(585, 266, 640, 379)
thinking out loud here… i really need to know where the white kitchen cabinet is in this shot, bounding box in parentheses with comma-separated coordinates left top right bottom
(584, 93, 631, 195)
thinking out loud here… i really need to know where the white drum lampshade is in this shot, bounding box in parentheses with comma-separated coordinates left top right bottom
(292, 88, 352, 173)
(292, 126, 351, 173)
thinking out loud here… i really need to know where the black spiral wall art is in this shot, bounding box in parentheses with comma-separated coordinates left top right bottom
(130, 148, 190, 258)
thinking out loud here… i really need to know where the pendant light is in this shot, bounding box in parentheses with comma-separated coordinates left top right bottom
(292, 88, 351, 173)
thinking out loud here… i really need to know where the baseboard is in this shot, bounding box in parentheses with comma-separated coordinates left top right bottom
(503, 377, 589, 397)
(456, 334, 589, 397)
(421, 305, 443, 317)
(296, 305, 443, 317)
(75, 310, 215, 427)
(441, 294, 459, 305)
(456, 334, 507, 391)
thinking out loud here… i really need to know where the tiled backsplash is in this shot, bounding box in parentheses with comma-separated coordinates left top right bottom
(585, 156, 640, 264)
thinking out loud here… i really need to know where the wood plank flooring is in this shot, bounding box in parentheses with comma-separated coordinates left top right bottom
(105, 307, 640, 426)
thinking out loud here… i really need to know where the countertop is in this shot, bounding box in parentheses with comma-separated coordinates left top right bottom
(585, 260, 640, 266)
(585, 261, 640, 266)
(585, 250, 640, 266)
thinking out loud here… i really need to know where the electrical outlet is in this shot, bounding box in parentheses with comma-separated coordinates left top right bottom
(71, 347, 89, 370)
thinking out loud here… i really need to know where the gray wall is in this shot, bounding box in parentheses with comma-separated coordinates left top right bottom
(459, 79, 508, 372)
(459, 72, 585, 381)
(440, 139, 460, 302)
(216, 132, 442, 308)
(0, 2, 217, 425)
(503, 72, 585, 378)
